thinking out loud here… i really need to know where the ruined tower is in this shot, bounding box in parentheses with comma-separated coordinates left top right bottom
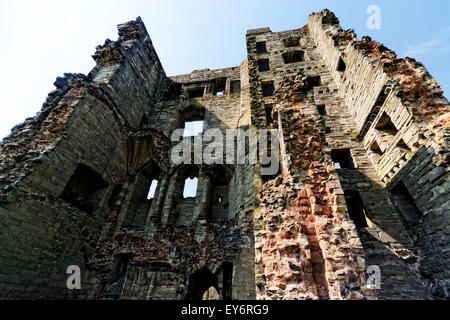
(0, 10, 448, 300)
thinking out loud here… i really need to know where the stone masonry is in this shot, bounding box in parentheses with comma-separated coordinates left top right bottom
(0, 10, 448, 300)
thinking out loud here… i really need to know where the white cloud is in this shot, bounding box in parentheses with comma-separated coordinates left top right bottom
(403, 27, 450, 58)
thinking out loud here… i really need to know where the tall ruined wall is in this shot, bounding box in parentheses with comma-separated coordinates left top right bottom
(308, 10, 450, 297)
(0, 17, 169, 299)
(93, 63, 258, 300)
(246, 26, 371, 300)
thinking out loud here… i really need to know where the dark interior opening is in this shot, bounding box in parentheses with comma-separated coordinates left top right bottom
(108, 184, 123, 209)
(185, 269, 219, 301)
(376, 112, 397, 134)
(103, 253, 133, 298)
(344, 190, 369, 228)
(230, 80, 241, 94)
(331, 149, 355, 169)
(337, 57, 346, 72)
(223, 263, 233, 301)
(167, 82, 182, 100)
(256, 42, 267, 54)
(262, 82, 275, 97)
(265, 104, 274, 125)
(60, 164, 108, 215)
(283, 37, 300, 47)
(187, 87, 204, 98)
(317, 104, 326, 116)
(305, 76, 322, 90)
(115, 253, 133, 280)
(369, 141, 383, 163)
(396, 139, 411, 153)
(282, 50, 305, 64)
(209, 165, 232, 221)
(212, 77, 227, 96)
(258, 59, 270, 72)
(390, 181, 423, 227)
(140, 114, 149, 127)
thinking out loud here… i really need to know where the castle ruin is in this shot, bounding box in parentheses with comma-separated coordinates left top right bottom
(0, 10, 449, 300)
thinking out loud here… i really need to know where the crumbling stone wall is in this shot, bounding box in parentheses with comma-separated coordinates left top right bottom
(308, 10, 449, 298)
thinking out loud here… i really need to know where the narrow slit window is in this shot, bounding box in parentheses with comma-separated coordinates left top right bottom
(108, 184, 123, 208)
(147, 179, 159, 200)
(345, 190, 369, 228)
(337, 57, 346, 72)
(265, 104, 274, 125)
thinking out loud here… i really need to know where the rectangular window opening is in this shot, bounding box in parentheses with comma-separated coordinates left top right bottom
(305, 76, 322, 90)
(256, 42, 267, 54)
(230, 80, 241, 94)
(282, 50, 305, 64)
(331, 149, 355, 169)
(317, 104, 326, 116)
(223, 262, 233, 301)
(375, 112, 397, 134)
(212, 77, 227, 96)
(345, 190, 369, 228)
(262, 82, 275, 97)
(258, 59, 270, 72)
(284, 37, 300, 47)
(60, 164, 108, 215)
(187, 87, 204, 98)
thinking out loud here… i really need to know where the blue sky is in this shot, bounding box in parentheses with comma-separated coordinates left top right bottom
(1, 0, 449, 140)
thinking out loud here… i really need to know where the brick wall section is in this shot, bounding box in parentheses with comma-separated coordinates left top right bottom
(255, 74, 370, 300)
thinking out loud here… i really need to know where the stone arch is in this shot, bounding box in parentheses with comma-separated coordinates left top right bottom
(185, 268, 219, 301)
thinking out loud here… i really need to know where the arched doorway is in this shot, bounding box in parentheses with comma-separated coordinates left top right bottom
(185, 268, 219, 301)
